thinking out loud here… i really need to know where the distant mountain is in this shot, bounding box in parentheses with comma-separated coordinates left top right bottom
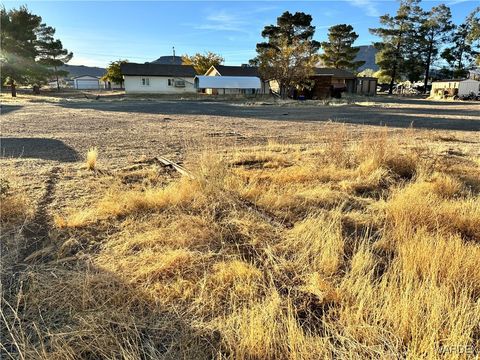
(149, 56, 183, 65)
(355, 45, 378, 72)
(59, 64, 106, 78)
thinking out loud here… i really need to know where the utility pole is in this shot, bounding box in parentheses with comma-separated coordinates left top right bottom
(173, 46, 175, 60)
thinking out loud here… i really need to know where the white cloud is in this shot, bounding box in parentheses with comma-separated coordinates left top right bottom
(195, 10, 250, 33)
(347, 0, 380, 17)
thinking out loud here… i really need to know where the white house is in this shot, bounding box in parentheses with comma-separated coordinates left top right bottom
(73, 75, 101, 90)
(431, 79, 480, 98)
(204, 65, 270, 94)
(120, 63, 196, 94)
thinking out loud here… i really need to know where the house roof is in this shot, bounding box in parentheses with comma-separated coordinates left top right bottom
(313, 68, 356, 79)
(121, 63, 196, 77)
(210, 65, 260, 77)
(73, 75, 100, 80)
(195, 76, 261, 89)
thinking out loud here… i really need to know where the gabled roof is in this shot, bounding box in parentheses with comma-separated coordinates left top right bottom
(121, 63, 196, 77)
(209, 65, 260, 77)
(313, 68, 356, 79)
(73, 75, 100, 79)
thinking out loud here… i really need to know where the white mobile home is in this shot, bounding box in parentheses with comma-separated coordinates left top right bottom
(73, 75, 101, 90)
(121, 63, 196, 94)
(195, 76, 261, 94)
(204, 65, 270, 94)
(431, 79, 480, 98)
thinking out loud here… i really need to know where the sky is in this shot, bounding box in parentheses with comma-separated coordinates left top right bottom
(3, 0, 478, 68)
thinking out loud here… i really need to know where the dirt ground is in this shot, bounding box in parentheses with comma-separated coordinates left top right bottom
(0, 94, 478, 217)
(1, 94, 480, 358)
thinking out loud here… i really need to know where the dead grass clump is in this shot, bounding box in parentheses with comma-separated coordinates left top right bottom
(383, 176, 480, 241)
(0, 176, 32, 228)
(278, 212, 344, 277)
(85, 147, 98, 170)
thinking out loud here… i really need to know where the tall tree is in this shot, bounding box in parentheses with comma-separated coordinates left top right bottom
(254, 11, 320, 98)
(0, 6, 42, 96)
(36, 24, 73, 91)
(441, 21, 479, 77)
(320, 24, 365, 71)
(417, 4, 453, 92)
(182, 52, 224, 75)
(466, 7, 480, 65)
(101, 59, 128, 88)
(370, 0, 422, 94)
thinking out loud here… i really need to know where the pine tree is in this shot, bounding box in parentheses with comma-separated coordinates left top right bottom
(37, 24, 73, 91)
(0, 6, 42, 96)
(254, 11, 320, 98)
(441, 22, 478, 77)
(370, 0, 422, 94)
(418, 4, 453, 92)
(320, 24, 364, 71)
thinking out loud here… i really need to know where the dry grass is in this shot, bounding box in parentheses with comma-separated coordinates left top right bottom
(2, 128, 480, 359)
(86, 147, 98, 170)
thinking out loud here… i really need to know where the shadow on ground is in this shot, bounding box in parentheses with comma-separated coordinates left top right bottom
(56, 98, 480, 132)
(1, 138, 79, 162)
(0, 105, 23, 115)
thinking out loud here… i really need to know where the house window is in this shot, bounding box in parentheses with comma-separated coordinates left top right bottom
(168, 79, 175, 86)
(142, 77, 150, 86)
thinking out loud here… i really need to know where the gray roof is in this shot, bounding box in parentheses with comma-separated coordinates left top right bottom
(149, 56, 183, 65)
(121, 63, 196, 77)
(212, 65, 260, 77)
(313, 68, 356, 79)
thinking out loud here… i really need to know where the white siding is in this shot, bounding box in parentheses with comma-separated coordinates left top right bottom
(458, 80, 480, 96)
(124, 76, 196, 94)
(74, 76, 100, 90)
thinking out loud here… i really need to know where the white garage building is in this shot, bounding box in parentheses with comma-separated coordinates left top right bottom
(73, 75, 101, 90)
(121, 63, 196, 94)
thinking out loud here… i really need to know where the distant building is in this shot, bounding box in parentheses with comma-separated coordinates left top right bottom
(204, 65, 270, 94)
(431, 79, 480, 98)
(195, 75, 262, 94)
(308, 68, 377, 98)
(121, 63, 196, 94)
(73, 75, 101, 90)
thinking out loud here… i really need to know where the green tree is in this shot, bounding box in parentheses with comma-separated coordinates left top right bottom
(466, 7, 480, 65)
(0, 6, 42, 96)
(417, 4, 453, 92)
(102, 59, 128, 88)
(181, 52, 224, 75)
(320, 24, 365, 71)
(254, 11, 320, 98)
(36, 24, 73, 91)
(370, 0, 423, 94)
(441, 21, 479, 77)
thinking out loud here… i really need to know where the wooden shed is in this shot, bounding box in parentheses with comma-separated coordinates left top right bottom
(356, 77, 378, 96)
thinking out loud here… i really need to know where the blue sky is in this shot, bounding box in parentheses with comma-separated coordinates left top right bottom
(3, 0, 478, 67)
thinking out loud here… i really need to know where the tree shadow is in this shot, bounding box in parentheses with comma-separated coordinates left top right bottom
(0, 105, 23, 115)
(56, 98, 480, 132)
(1, 138, 79, 162)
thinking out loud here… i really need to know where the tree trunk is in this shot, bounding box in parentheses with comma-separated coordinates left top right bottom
(55, 65, 60, 91)
(423, 41, 433, 94)
(389, 62, 397, 95)
(10, 79, 16, 97)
